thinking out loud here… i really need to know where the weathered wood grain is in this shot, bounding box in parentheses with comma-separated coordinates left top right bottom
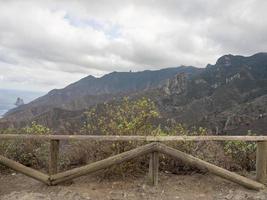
(1, 134, 267, 141)
(49, 139, 59, 175)
(148, 151, 159, 186)
(0, 155, 50, 185)
(256, 141, 267, 184)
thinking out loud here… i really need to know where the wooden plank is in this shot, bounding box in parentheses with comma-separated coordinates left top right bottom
(49, 139, 59, 175)
(256, 141, 267, 184)
(1, 134, 267, 142)
(156, 143, 265, 190)
(0, 154, 50, 185)
(148, 151, 159, 186)
(50, 142, 157, 185)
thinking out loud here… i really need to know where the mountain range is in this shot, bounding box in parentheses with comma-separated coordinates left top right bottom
(1, 53, 267, 135)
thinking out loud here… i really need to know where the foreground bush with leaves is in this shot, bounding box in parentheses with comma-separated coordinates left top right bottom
(0, 122, 50, 170)
(224, 131, 257, 170)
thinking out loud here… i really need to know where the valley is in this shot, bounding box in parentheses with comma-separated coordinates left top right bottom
(1, 53, 267, 135)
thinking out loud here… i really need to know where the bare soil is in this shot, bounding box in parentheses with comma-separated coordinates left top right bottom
(1, 171, 267, 200)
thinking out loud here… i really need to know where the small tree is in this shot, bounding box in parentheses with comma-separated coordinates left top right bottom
(82, 97, 159, 136)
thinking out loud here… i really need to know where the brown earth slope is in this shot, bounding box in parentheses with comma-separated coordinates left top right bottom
(1, 172, 267, 200)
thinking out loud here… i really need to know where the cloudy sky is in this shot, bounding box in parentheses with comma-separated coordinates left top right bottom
(0, 0, 266, 92)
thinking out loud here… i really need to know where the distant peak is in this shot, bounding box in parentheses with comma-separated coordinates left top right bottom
(215, 52, 267, 67)
(86, 75, 96, 79)
(215, 54, 235, 66)
(251, 52, 267, 56)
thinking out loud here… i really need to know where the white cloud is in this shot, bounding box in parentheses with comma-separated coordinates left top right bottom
(0, 0, 266, 92)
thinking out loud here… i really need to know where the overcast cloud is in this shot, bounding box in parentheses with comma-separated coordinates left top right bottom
(0, 0, 266, 92)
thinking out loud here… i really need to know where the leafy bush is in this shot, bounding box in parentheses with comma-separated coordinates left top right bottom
(153, 124, 222, 174)
(81, 97, 159, 136)
(224, 131, 256, 170)
(0, 122, 50, 169)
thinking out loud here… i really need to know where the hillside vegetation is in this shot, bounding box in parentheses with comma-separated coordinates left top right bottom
(1, 53, 267, 135)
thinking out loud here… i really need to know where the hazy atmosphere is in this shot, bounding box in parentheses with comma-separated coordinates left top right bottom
(0, 0, 266, 92)
(1, 1, 267, 199)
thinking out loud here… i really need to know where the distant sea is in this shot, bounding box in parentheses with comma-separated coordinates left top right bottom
(0, 109, 8, 118)
(0, 88, 44, 119)
(0, 110, 6, 118)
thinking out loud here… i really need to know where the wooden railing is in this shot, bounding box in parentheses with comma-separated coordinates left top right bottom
(1, 134, 267, 190)
(1, 134, 267, 141)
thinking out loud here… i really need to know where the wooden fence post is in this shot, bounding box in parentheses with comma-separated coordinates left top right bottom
(256, 141, 267, 184)
(149, 151, 159, 186)
(49, 139, 59, 175)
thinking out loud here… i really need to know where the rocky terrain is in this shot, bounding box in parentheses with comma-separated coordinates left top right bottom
(1, 53, 267, 134)
(1, 172, 267, 200)
(153, 53, 267, 134)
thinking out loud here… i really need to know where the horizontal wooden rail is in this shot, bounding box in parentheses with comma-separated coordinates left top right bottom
(1, 134, 267, 141)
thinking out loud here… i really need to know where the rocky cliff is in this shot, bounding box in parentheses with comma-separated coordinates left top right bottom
(1, 53, 267, 135)
(154, 53, 267, 134)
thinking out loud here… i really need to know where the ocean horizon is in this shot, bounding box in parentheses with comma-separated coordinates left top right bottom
(0, 109, 8, 118)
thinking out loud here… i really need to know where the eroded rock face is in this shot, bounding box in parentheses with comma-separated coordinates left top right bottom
(216, 55, 232, 67)
(156, 53, 267, 134)
(163, 73, 188, 95)
(14, 97, 24, 107)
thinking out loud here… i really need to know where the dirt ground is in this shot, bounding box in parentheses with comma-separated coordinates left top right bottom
(1, 171, 267, 200)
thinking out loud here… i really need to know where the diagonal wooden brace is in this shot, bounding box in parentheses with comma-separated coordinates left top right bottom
(156, 143, 264, 190)
(50, 142, 157, 185)
(0, 154, 50, 185)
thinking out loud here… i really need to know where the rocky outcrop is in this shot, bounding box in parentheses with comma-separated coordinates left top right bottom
(14, 97, 24, 106)
(163, 73, 188, 95)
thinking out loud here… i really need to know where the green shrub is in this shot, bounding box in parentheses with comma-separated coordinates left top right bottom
(81, 97, 159, 136)
(0, 122, 50, 169)
(224, 131, 256, 170)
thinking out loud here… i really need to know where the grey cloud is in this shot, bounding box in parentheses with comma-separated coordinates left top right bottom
(0, 0, 266, 92)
